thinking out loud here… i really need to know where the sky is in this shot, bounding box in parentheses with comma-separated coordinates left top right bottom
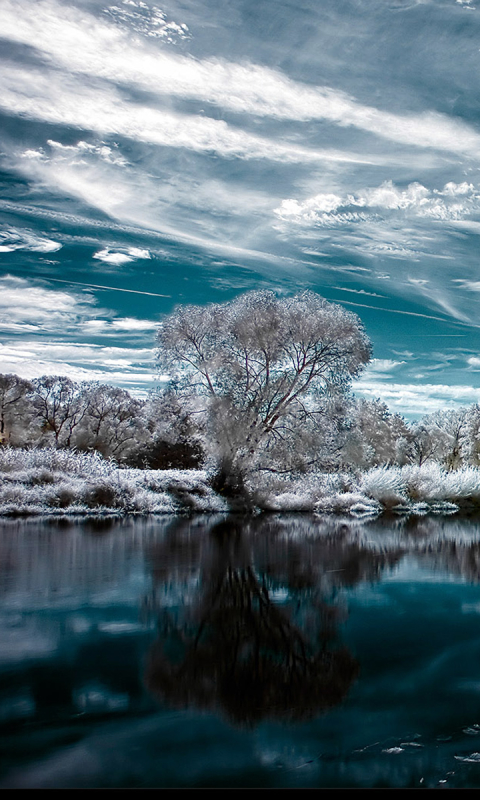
(2, 0, 480, 417)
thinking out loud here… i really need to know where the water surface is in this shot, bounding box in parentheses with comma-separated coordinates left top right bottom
(2, 513, 480, 788)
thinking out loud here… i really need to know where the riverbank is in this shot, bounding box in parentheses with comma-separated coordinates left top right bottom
(1, 447, 480, 519)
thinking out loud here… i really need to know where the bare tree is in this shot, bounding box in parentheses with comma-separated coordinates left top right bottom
(156, 291, 371, 498)
(29, 376, 90, 448)
(78, 383, 145, 461)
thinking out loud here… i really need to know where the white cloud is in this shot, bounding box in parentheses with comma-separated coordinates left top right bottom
(0, 65, 363, 166)
(0, 341, 156, 387)
(2, 0, 480, 159)
(13, 142, 281, 252)
(364, 358, 406, 374)
(0, 228, 62, 253)
(354, 379, 480, 416)
(103, 2, 191, 43)
(82, 318, 157, 332)
(92, 247, 151, 265)
(47, 139, 128, 167)
(454, 280, 480, 292)
(274, 180, 480, 227)
(0, 276, 95, 332)
(0, 277, 158, 342)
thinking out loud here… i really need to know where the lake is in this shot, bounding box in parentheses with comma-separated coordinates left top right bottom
(2, 512, 480, 788)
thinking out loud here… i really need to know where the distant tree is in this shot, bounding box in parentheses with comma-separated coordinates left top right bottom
(77, 383, 145, 461)
(464, 404, 480, 467)
(343, 397, 410, 469)
(156, 290, 371, 499)
(29, 376, 90, 448)
(133, 390, 204, 469)
(0, 374, 34, 446)
(409, 409, 469, 470)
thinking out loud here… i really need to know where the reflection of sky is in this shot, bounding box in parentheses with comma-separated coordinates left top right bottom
(3, 2, 480, 414)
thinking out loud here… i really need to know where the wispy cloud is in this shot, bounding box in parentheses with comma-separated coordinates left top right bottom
(0, 275, 96, 333)
(354, 379, 480, 416)
(0, 341, 156, 387)
(3, 0, 480, 158)
(0, 227, 62, 253)
(0, 275, 159, 341)
(0, 66, 366, 166)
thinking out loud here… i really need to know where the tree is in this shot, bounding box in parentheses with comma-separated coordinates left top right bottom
(133, 390, 204, 469)
(0, 374, 34, 446)
(156, 290, 371, 498)
(343, 397, 410, 469)
(408, 409, 469, 470)
(29, 376, 90, 448)
(77, 383, 146, 461)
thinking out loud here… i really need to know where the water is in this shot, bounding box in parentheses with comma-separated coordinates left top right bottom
(2, 513, 480, 787)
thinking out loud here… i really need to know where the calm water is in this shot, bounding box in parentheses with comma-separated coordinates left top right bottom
(3, 513, 480, 787)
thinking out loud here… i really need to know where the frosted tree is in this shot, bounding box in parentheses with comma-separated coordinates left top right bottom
(462, 404, 480, 467)
(156, 290, 371, 498)
(343, 398, 410, 468)
(409, 408, 469, 470)
(0, 374, 34, 446)
(29, 376, 90, 448)
(77, 383, 146, 461)
(136, 390, 204, 469)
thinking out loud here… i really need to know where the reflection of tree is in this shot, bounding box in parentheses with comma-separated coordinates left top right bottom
(144, 517, 373, 726)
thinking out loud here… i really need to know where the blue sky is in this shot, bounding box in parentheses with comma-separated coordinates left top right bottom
(1, 0, 480, 416)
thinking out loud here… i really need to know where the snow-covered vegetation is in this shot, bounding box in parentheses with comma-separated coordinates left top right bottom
(1, 447, 480, 518)
(0, 447, 229, 517)
(2, 291, 480, 518)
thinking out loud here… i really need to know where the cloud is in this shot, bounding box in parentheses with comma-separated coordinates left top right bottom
(0, 341, 156, 388)
(103, 2, 192, 43)
(93, 247, 151, 265)
(0, 276, 158, 343)
(364, 358, 407, 374)
(454, 280, 480, 292)
(0, 65, 364, 166)
(0, 228, 62, 253)
(45, 139, 129, 167)
(354, 379, 480, 416)
(0, 276, 95, 332)
(332, 287, 386, 298)
(3, 0, 480, 159)
(83, 318, 157, 333)
(274, 181, 480, 227)
(13, 139, 283, 255)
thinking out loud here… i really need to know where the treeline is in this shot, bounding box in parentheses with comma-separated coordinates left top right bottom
(345, 399, 480, 471)
(0, 374, 203, 469)
(1, 371, 479, 473)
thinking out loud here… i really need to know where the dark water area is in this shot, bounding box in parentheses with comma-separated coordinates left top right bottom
(3, 515, 480, 787)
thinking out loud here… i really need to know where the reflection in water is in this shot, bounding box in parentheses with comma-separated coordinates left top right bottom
(145, 518, 360, 725)
(3, 514, 480, 786)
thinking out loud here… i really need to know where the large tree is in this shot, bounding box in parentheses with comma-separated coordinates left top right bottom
(156, 290, 371, 498)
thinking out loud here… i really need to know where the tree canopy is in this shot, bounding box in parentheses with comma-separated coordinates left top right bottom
(156, 290, 371, 497)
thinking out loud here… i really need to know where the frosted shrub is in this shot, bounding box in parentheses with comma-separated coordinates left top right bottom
(401, 463, 445, 502)
(360, 467, 407, 508)
(401, 464, 480, 504)
(0, 446, 115, 478)
(315, 492, 381, 517)
(441, 466, 480, 502)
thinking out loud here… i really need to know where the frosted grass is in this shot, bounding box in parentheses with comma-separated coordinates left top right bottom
(2, 448, 480, 517)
